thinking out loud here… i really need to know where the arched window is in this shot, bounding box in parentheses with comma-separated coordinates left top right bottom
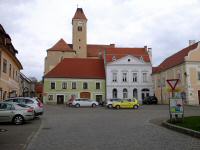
(123, 88, 128, 99)
(133, 88, 138, 99)
(113, 89, 117, 98)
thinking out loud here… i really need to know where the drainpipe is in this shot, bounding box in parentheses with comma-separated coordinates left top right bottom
(103, 49, 107, 102)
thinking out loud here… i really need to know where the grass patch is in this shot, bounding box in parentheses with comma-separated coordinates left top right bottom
(172, 116, 200, 132)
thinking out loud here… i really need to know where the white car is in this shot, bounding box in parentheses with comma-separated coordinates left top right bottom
(106, 98, 122, 108)
(0, 102, 34, 125)
(4, 97, 44, 116)
(72, 99, 98, 108)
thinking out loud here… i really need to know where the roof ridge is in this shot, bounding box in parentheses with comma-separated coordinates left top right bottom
(48, 38, 73, 51)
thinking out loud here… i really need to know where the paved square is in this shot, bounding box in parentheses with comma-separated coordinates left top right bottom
(27, 105, 200, 150)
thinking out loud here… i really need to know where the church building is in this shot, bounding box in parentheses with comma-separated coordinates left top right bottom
(43, 8, 153, 104)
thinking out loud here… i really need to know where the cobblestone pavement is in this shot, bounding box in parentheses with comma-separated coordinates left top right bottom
(0, 117, 41, 150)
(27, 105, 200, 150)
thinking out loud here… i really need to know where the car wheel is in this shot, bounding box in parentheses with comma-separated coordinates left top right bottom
(75, 103, 80, 108)
(92, 103, 96, 107)
(107, 104, 112, 109)
(116, 105, 120, 109)
(13, 115, 24, 125)
(133, 105, 139, 109)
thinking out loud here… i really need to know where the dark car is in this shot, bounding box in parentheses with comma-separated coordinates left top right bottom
(143, 96, 158, 104)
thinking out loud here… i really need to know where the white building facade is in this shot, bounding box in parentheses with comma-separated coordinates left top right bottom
(106, 55, 153, 103)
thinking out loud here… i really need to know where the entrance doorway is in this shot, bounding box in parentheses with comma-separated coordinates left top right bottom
(198, 90, 200, 104)
(57, 95, 64, 104)
(80, 92, 91, 99)
(96, 95, 103, 103)
(141, 89, 150, 100)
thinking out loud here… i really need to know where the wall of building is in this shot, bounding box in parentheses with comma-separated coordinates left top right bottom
(0, 49, 21, 100)
(44, 51, 76, 75)
(43, 78, 105, 104)
(106, 56, 153, 103)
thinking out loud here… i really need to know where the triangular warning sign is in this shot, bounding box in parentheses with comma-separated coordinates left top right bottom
(167, 79, 179, 90)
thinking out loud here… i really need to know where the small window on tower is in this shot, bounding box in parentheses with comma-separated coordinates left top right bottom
(79, 39, 81, 42)
(79, 46, 81, 49)
(78, 26, 82, 31)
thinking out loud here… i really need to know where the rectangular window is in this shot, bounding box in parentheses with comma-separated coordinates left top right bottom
(96, 82, 100, 89)
(51, 82, 55, 89)
(3, 59, 7, 73)
(112, 72, 117, 82)
(9, 64, 11, 77)
(83, 82, 88, 89)
(143, 73, 147, 82)
(48, 95, 53, 101)
(133, 73, 137, 82)
(72, 82, 76, 89)
(198, 72, 200, 80)
(122, 72, 127, 82)
(62, 82, 67, 89)
(78, 26, 82, 31)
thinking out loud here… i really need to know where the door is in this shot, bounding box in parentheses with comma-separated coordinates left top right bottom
(0, 103, 14, 122)
(96, 95, 102, 104)
(198, 91, 200, 105)
(57, 95, 64, 104)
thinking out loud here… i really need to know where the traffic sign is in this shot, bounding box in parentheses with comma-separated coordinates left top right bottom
(167, 79, 179, 90)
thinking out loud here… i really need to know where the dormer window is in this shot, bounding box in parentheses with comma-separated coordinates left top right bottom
(128, 59, 131, 62)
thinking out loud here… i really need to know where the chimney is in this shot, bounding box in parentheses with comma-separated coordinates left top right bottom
(110, 44, 115, 47)
(147, 47, 152, 63)
(189, 40, 196, 46)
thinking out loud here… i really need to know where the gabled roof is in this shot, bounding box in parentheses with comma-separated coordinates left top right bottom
(87, 44, 115, 57)
(72, 8, 87, 20)
(153, 42, 199, 74)
(105, 47, 150, 62)
(47, 38, 75, 52)
(45, 58, 105, 79)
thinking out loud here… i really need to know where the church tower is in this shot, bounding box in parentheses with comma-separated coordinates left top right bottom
(72, 8, 87, 58)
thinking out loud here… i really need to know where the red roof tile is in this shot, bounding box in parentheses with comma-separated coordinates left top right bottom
(73, 8, 87, 20)
(87, 44, 115, 57)
(105, 47, 150, 62)
(153, 42, 199, 74)
(45, 58, 105, 79)
(47, 39, 75, 52)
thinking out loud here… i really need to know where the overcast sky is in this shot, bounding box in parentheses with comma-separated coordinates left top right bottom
(0, 0, 200, 80)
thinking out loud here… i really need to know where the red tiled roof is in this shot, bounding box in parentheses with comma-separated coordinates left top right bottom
(87, 44, 115, 57)
(153, 42, 199, 74)
(35, 84, 43, 93)
(47, 39, 75, 52)
(105, 47, 150, 62)
(45, 58, 105, 79)
(72, 8, 87, 20)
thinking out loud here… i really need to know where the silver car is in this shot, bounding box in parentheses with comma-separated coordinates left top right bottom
(0, 102, 34, 125)
(4, 97, 44, 116)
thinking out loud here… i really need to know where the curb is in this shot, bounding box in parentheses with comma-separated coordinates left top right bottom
(162, 121, 200, 138)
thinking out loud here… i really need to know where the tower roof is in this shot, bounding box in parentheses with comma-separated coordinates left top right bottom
(72, 8, 87, 20)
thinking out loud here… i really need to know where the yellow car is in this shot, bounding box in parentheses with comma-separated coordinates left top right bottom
(112, 98, 139, 109)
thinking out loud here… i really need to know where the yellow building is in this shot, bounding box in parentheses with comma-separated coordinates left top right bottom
(0, 24, 23, 100)
(152, 41, 200, 105)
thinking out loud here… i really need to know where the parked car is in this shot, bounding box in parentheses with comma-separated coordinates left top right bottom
(112, 98, 139, 109)
(72, 99, 99, 108)
(0, 102, 34, 125)
(106, 98, 122, 108)
(143, 96, 158, 104)
(4, 97, 44, 116)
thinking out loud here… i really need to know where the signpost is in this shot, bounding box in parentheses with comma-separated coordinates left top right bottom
(167, 79, 184, 122)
